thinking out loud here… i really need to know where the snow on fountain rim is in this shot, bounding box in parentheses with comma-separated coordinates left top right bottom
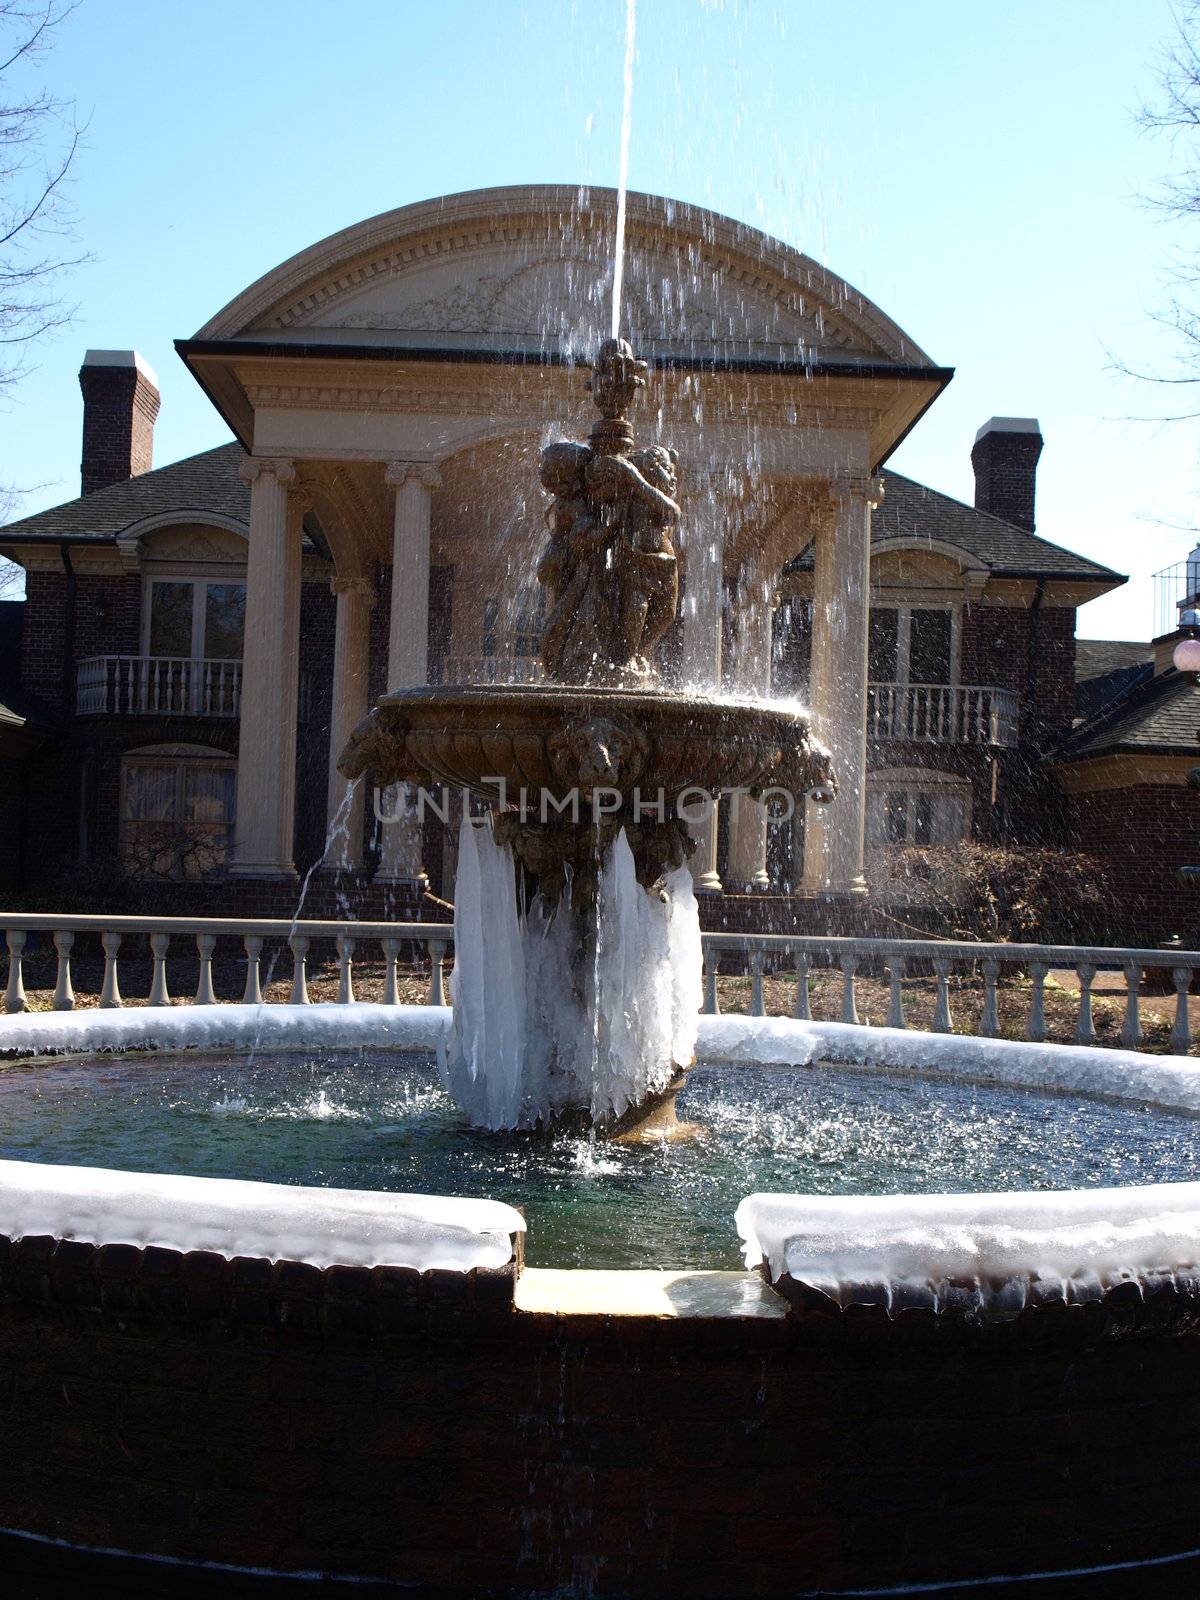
(735, 1184, 1200, 1287)
(3, 1005, 1199, 1115)
(0, 1158, 524, 1271)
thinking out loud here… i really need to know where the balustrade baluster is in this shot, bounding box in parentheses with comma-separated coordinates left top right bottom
(980, 959, 1000, 1038)
(100, 932, 123, 1008)
(703, 956, 720, 1016)
(1120, 962, 1144, 1050)
(794, 954, 811, 1020)
(750, 952, 765, 1017)
(52, 930, 75, 1011)
(840, 955, 859, 1025)
(383, 938, 401, 1005)
(337, 934, 356, 1004)
(1172, 967, 1193, 1053)
(429, 940, 448, 1007)
(932, 958, 953, 1033)
(887, 957, 906, 1029)
(148, 933, 172, 1006)
(242, 935, 264, 1005)
(4, 930, 26, 1013)
(1028, 961, 1047, 1043)
(1074, 963, 1098, 1046)
(289, 936, 310, 1004)
(195, 934, 217, 1004)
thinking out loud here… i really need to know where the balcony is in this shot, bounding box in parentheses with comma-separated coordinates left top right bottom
(867, 683, 1019, 748)
(77, 656, 243, 718)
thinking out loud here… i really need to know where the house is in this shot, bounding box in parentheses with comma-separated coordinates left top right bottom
(1, 184, 1166, 935)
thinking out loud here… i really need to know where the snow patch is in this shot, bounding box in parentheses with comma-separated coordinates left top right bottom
(0, 1158, 523, 1272)
(736, 1184, 1200, 1286)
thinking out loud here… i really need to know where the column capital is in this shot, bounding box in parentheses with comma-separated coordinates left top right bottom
(330, 572, 378, 606)
(238, 456, 297, 488)
(828, 474, 885, 510)
(385, 460, 442, 493)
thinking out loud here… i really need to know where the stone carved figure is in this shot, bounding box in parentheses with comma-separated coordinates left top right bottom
(537, 339, 681, 686)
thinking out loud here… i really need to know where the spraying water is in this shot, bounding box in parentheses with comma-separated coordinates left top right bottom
(610, 0, 637, 338)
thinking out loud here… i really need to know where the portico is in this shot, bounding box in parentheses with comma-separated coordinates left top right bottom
(179, 185, 949, 898)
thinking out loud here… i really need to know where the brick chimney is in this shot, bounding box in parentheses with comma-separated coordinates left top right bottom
(971, 416, 1043, 532)
(78, 350, 161, 496)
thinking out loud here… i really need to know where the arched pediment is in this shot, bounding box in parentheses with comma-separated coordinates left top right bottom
(196, 186, 932, 368)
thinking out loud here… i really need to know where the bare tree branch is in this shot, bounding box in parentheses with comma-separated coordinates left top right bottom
(0, 0, 86, 514)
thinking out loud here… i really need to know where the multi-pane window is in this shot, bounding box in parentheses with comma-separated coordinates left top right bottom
(144, 578, 246, 660)
(121, 747, 236, 879)
(868, 605, 954, 686)
(867, 777, 967, 849)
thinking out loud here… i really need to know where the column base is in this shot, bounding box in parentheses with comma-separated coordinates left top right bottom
(800, 877, 870, 899)
(691, 873, 724, 895)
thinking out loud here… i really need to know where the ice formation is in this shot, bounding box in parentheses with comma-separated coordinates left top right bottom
(0, 1158, 523, 1271)
(446, 816, 702, 1129)
(736, 1183, 1200, 1287)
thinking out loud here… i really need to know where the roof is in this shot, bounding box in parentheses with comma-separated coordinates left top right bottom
(1076, 639, 1154, 681)
(783, 470, 1123, 584)
(0, 443, 248, 545)
(871, 473, 1123, 582)
(1059, 668, 1200, 761)
(1074, 639, 1154, 723)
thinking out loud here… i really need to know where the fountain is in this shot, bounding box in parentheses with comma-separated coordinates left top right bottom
(339, 336, 834, 1137)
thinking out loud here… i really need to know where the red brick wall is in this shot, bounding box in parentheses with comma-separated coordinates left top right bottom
(959, 602, 1076, 740)
(2, 1241, 1200, 1594)
(1068, 782, 1200, 944)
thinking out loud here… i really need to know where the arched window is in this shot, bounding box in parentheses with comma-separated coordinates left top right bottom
(120, 743, 236, 879)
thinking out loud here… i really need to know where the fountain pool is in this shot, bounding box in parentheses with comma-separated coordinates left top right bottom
(3, 1039, 1200, 1270)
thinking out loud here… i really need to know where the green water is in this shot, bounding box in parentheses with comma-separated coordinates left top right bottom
(1, 1049, 1197, 1268)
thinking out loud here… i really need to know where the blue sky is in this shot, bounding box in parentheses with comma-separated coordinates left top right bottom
(2, 0, 1193, 638)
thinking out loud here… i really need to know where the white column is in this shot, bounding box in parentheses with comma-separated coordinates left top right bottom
(376, 461, 440, 884)
(802, 476, 881, 896)
(680, 516, 724, 893)
(231, 458, 303, 878)
(326, 573, 376, 870)
(726, 562, 773, 891)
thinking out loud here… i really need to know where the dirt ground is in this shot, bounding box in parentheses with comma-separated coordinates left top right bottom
(5, 939, 1196, 1055)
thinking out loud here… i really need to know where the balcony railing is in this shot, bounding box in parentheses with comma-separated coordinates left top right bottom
(77, 656, 243, 718)
(441, 654, 545, 686)
(867, 683, 1019, 748)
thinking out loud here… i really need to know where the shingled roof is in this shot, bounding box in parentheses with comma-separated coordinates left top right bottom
(0, 443, 248, 544)
(784, 470, 1121, 583)
(1059, 668, 1200, 761)
(872, 472, 1123, 581)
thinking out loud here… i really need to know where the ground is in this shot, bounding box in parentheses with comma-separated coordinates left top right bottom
(6, 941, 1197, 1054)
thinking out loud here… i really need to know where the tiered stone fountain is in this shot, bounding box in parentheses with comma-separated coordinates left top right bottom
(341, 339, 834, 1136)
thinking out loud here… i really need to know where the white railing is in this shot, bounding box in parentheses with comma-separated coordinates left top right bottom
(0, 916, 1196, 1055)
(867, 683, 1020, 748)
(77, 656, 243, 718)
(441, 655, 545, 686)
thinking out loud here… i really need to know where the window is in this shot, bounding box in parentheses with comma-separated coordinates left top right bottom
(144, 578, 245, 660)
(866, 771, 969, 850)
(121, 745, 236, 879)
(868, 605, 955, 687)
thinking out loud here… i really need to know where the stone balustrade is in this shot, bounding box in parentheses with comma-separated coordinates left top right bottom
(1, 915, 1197, 1054)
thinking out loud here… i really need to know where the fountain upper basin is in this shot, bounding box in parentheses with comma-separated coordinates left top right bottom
(339, 683, 835, 805)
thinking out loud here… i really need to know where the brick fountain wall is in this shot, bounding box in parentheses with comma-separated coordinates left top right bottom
(3, 1235, 1200, 1594)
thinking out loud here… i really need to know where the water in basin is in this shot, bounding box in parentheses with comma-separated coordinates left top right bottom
(1, 1049, 1197, 1269)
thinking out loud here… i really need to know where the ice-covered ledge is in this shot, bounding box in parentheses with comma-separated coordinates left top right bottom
(738, 1185, 1200, 1327)
(0, 1159, 524, 1272)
